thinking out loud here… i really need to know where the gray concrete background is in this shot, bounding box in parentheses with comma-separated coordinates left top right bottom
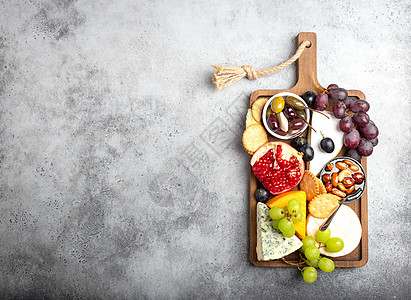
(0, 0, 410, 299)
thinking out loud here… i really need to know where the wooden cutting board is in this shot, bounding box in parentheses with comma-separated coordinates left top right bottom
(249, 32, 368, 267)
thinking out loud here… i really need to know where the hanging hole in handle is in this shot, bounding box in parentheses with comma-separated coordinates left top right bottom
(305, 41, 312, 48)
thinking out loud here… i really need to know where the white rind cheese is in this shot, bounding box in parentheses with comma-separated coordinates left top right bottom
(309, 111, 345, 176)
(306, 204, 362, 257)
(256, 203, 303, 261)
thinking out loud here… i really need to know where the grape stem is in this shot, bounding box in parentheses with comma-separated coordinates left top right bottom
(307, 107, 330, 119)
(299, 253, 309, 263)
(312, 74, 326, 93)
(282, 257, 306, 267)
(300, 118, 317, 133)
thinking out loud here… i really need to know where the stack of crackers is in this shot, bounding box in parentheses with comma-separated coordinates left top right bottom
(243, 97, 269, 155)
(299, 170, 340, 218)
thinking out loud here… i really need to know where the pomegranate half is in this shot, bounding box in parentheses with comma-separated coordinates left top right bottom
(251, 141, 305, 195)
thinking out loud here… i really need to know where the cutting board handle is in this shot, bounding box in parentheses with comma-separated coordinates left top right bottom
(295, 32, 323, 91)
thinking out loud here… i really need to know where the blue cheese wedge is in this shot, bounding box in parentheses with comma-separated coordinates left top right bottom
(257, 201, 272, 223)
(309, 111, 344, 176)
(256, 203, 303, 261)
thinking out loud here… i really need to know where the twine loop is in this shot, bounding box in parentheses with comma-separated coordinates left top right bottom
(212, 40, 311, 91)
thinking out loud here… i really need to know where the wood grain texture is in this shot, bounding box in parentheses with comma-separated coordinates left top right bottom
(249, 32, 368, 268)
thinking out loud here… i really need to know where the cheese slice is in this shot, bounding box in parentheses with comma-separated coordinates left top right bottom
(306, 205, 362, 257)
(256, 203, 303, 261)
(309, 111, 344, 176)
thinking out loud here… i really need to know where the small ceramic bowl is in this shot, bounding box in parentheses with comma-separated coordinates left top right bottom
(319, 156, 366, 203)
(262, 92, 310, 140)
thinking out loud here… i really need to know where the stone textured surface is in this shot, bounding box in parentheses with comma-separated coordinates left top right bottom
(0, 0, 410, 299)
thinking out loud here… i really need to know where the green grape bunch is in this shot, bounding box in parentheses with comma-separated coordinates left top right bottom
(270, 200, 344, 284)
(298, 228, 339, 283)
(268, 199, 302, 238)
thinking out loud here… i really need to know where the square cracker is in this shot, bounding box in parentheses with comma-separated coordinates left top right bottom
(299, 170, 319, 201)
(316, 177, 327, 194)
(308, 193, 339, 218)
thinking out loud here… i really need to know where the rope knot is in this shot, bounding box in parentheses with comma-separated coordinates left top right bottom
(212, 40, 310, 90)
(242, 65, 258, 80)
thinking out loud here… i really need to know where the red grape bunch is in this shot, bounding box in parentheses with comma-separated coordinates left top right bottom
(314, 84, 378, 161)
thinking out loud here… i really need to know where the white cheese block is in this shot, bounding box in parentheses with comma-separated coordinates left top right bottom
(306, 205, 362, 257)
(309, 111, 344, 176)
(256, 203, 303, 261)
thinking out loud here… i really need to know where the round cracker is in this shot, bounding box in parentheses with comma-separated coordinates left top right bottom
(308, 193, 339, 218)
(299, 170, 319, 201)
(251, 97, 269, 122)
(246, 108, 260, 128)
(242, 124, 268, 155)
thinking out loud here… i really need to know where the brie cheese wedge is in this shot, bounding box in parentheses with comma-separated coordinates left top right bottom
(309, 111, 344, 176)
(306, 205, 362, 257)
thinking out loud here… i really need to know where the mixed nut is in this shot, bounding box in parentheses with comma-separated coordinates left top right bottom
(321, 158, 365, 200)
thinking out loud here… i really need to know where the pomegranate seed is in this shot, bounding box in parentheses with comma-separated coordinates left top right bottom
(276, 145, 282, 153)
